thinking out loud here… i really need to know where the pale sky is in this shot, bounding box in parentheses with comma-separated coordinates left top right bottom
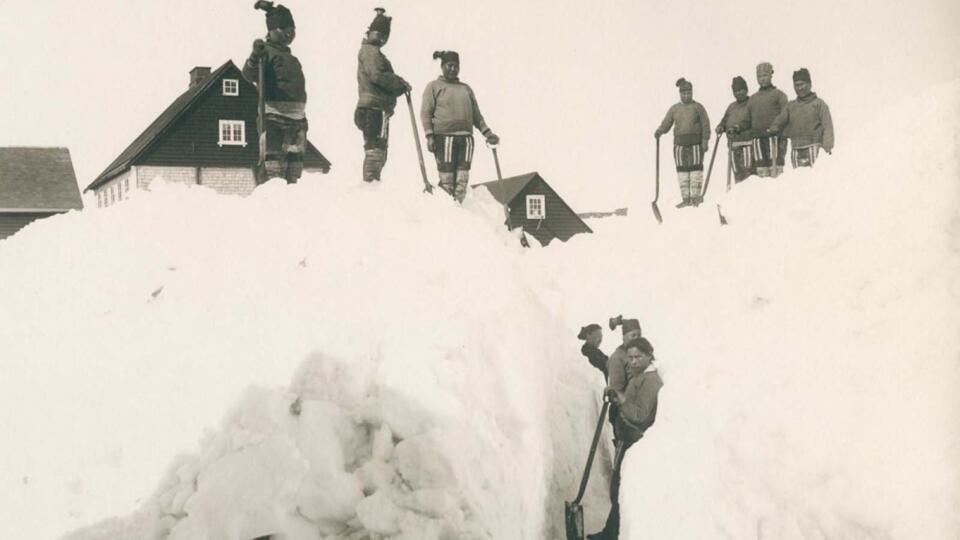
(1, 0, 958, 211)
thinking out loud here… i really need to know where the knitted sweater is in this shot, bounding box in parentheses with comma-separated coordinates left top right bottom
(420, 77, 491, 136)
(657, 101, 711, 147)
(619, 367, 663, 433)
(356, 40, 407, 113)
(769, 92, 835, 151)
(717, 100, 753, 144)
(747, 85, 788, 135)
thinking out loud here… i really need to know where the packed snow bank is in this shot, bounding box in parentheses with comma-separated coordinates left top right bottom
(0, 179, 609, 539)
(526, 81, 960, 539)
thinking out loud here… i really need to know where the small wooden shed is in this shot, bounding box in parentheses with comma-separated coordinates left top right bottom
(474, 172, 592, 246)
(0, 147, 83, 240)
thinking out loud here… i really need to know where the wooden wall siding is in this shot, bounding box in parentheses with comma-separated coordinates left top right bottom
(509, 178, 591, 245)
(140, 68, 259, 168)
(0, 212, 56, 240)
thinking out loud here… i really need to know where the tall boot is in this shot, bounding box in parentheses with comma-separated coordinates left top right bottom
(362, 148, 387, 183)
(453, 169, 470, 203)
(438, 171, 456, 197)
(676, 172, 691, 208)
(689, 170, 703, 206)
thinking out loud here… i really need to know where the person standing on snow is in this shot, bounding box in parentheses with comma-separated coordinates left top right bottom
(716, 76, 755, 183)
(420, 50, 500, 202)
(355, 8, 412, 183)
(243, 1, 308, 184)
(654, 78, 711, 208)
(578, 323, 608, 380)
(588, 338, 663, 540)
(747, 62, 789, 178)
(767, 68, 835, 168)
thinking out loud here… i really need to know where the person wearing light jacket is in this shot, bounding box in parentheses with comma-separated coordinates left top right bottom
(768, 68, 835, 168)
(588, 337, 663, 540)
(355, 8, 412, 183)
(716, 76, 755, 183)
(654, 78, 711, 208)
(421, 50, 499, 202)
(748, 62, 789, 178)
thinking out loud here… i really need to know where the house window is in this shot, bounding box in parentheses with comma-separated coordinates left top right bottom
(109, 186, 115, 205)
(526, 195, 546, 219)
(124, 177, 130, 192)
(97, 191, 103, 208)
(222, 79, 239, 96)
(218, 120, 247, 147)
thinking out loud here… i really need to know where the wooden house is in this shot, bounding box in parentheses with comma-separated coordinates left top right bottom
(0, 147, 83, 240)
(474, 172, 592, 245)
(85, 60, 330, 207)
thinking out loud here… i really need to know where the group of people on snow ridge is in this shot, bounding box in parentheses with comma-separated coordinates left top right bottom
(578, 316, 664, 540)
(244, 5, 498, 202)
(655, 62, 835, 209)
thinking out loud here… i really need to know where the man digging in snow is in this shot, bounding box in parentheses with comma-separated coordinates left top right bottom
(748, 62, 789, 178)
(655, 78, 711, 208)
(354, 8, 412, 183)
(768, 68, 835, 168)
(588, 337, 663, 540)
(243, 1, 307, 184)
(420, 50, 499, 202)
(716, 76, 755, 183)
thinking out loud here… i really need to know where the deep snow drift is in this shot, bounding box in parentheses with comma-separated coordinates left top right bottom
(1, 82, 958, 540)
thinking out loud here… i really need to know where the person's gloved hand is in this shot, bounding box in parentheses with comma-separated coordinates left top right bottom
(702, 141, 709, 153)
(426, 134, 436, 153)
(654, 128, 663, 139)
(604, 387, 619, 403)
(715, 125, 725, 135)
(485, 132, 500, 145)
(400, 79, 412, 94)
(251, 39, 266, 58)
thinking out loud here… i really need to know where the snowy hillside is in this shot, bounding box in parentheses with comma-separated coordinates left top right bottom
(1, 81, 959, 540)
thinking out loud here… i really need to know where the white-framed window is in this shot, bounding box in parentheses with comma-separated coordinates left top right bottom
(97, 191, 103, 208)
(124, 177, 130, 192)
(222, 79, 239, 96)
(109, 186, 115, 205)
(218, 120, 247, 147)
(526, 194, 546, 219)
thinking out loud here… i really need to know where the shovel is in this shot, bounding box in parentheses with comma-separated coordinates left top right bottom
(404, 91, 433, 194)
(651, 137, 663, 224)
(565, 397, 611, 540)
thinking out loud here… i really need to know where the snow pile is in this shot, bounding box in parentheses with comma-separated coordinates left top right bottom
(526, 81, 960, 539)
(2, 82, 958, 540)
(0, 180, 607, 539)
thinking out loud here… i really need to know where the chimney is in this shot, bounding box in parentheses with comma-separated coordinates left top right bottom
(189, 67, 211, 88)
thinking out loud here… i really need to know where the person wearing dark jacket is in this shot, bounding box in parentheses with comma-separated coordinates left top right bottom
(243, 2, 307, 184)
(655, 78, 711, 208)
(748, 62, 789, 178)
(768, 68, 835, 168)
(716, 76, 754, 183)
(421, 51, 499, 202)
(588, 337, 663, 540)
(578, 323, 608, 379)
(355, 8, 412, 183)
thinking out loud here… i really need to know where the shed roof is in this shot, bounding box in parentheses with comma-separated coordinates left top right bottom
(474, 172, 540, 204)
(0, 147, 83, 211)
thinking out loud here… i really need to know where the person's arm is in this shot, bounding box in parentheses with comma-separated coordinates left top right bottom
(820, 101, 834, 153)
(606, 349, 627, 393)
(242, 39, 266, 84)
(716, 106, 729, 135)
(468, 86, 496, 142)
(699, 103, 711, 149)
(420, 82, 437, 136)
(363, 50, 409, 96)
(768, 105, 789, 134)
(654, 106, 675, 138)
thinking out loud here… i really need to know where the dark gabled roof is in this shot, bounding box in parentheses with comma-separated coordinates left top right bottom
(474, 172, 539, 204)
(87, 61, 238, 192)
(85, 60, 330, 192)
(0, 147, 83, 211)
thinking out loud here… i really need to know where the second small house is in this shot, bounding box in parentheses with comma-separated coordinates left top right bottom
(86, 61, 330, 206)
(475, 172, 592, 246)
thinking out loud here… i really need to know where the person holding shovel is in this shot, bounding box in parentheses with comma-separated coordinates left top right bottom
(588, 337, 663, 540)
(654, 78, 711, 208)
(420, 50, 499, 202)
(242, 1, 307, 184)
(716, 76, 754, 183)
(767, 68, 834, 168)
(355, 8, 412, 183)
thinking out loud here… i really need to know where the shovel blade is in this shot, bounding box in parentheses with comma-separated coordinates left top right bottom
(717, 204, 728, 226)
(651, 201, 663, 224)
(565, 501, 585, 540)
